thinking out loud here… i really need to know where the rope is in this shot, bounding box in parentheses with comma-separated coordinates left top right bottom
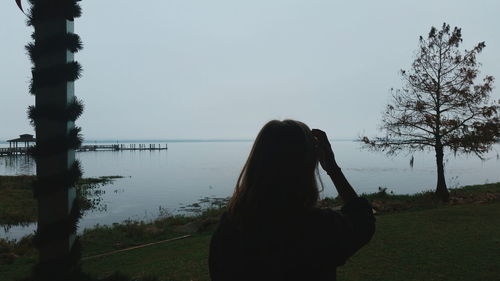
(81, 235, 193, 261)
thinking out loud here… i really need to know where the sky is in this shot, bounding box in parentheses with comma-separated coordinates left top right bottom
(1, 0, 499, 140)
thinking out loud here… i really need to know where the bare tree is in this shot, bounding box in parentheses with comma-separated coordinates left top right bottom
(362, 23, 500, 201)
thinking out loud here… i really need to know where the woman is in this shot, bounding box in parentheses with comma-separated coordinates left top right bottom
(209, 120, 375, 281)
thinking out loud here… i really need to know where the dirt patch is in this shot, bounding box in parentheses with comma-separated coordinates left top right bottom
(449, 192, 500, 205)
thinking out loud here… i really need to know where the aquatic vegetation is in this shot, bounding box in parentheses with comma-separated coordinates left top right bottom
(0, 175, 123, 226)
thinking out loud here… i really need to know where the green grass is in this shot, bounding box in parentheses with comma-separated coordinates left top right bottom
(80, 201, 500, 281)
(3, 201, 499, 281)
(82, 234, 211, 281)
(0, 175, 123, 225)
(320, 182, 500, 213)
(337, 201, 500, 281)
(1, 182, 500, 281)
(81, 219, 193, 257)
(0, 176, 37, 225)
(0, 236, 37, 281)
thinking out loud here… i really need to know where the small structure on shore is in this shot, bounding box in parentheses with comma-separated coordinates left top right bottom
(0, 134, 36, 156)
(7, 134, 36, 149)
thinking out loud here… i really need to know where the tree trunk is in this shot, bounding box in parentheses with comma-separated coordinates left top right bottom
(35, 19, 78, 279)
(435, 144, 449, 201)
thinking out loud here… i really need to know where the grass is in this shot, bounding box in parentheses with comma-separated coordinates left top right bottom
(78, 201, 500, 280)
(82, 234, 212, 281)
(320, 183, 500, 213)
(0, 176, 36, 225)
(0, 175, 123, 225)
(337, 202, 500, 281)
(81, 200, 500, 281)
(1, 182, 500, 280)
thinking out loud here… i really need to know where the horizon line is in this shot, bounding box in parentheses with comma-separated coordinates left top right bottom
(0, 138, 358, 143)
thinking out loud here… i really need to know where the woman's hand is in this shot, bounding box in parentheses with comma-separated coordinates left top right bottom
(312, 129, 358, 203)
(311, 129, 339, 174)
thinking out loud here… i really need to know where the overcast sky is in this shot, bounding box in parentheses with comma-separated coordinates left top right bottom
(1, 0, 499, 140)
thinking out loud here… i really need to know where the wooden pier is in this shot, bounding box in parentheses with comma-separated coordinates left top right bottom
(0, 147, 30, 156)
(0, 143, 168, 156)
(78, 144, 168, 152)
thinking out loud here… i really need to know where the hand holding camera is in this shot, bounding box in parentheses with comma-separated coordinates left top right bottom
(311, 129, 341, 175)
(312, 128, 357, 203)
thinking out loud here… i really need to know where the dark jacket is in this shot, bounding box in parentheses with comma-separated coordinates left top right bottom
(209, 197, 375, 281)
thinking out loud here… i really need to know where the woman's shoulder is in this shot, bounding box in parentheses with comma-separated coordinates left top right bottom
(212, 211, 245, 238)
(305, 206, 342, 222)
(309, 197, 374, 218)
(214, 211, 234, 231)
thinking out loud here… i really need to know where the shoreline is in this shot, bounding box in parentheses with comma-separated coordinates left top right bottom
(1, 179, 499, 241)
(1, 182, 499, 281)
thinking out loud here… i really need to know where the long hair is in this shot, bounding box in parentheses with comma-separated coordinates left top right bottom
(227, 120, 320, 226)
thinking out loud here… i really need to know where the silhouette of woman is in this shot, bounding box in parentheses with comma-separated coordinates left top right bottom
(209, 120, 375, 281)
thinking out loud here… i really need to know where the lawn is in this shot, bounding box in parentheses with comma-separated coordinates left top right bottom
(78, 202, 500, 281)
(1, 183, 500, 281)
(0, 175, 121, 225)
(337, 201, 500, 281)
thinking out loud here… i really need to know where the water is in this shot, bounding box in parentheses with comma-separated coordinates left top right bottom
(1, 140, 499, 240)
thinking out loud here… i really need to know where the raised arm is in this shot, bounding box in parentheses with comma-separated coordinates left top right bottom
(312, 129, 375, 262)
(311, 129, 358, 204)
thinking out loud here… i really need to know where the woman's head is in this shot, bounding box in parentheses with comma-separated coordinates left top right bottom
(228, 119, 320, 223)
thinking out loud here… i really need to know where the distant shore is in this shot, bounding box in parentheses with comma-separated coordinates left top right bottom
(0, 138, 358, 145)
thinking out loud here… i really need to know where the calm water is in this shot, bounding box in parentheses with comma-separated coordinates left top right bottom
(1, 140, 499, 240)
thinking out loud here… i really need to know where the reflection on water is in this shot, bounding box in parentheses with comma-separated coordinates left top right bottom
(1, 224, 36, 240)
(2, 222, 33, 233)
(0, 174, 122, 240)
(1, 141, 499, 240)
(178, 196, 230, 215)
(1, 155, 35, 175)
